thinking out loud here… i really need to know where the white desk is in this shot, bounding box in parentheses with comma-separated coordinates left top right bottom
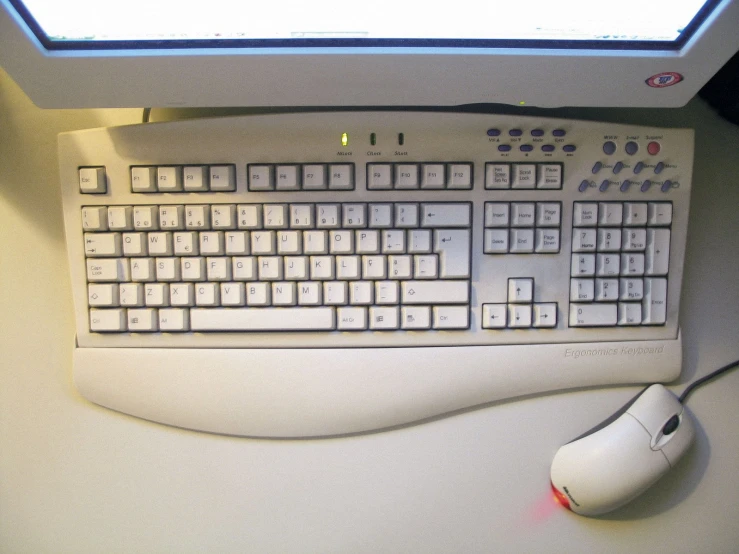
(1, 66, 738, 553)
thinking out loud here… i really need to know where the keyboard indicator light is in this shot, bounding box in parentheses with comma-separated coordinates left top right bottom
(370, 132, 376, 146)
(341, 133, 349, 147)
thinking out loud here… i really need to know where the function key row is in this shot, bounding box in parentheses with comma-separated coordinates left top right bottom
(81, 203, 471, 232)
(485, 163, 562, 190)
(131, 165, 236, 193)
(248, 164, 354, 191)
(366, 163, 472, 190)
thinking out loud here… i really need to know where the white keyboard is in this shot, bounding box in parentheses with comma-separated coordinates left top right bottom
(61, 112, 693, 437)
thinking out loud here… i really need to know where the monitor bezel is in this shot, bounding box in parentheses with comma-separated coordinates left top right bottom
(1, 0, 738, 109)
(8, 0, 722, 52)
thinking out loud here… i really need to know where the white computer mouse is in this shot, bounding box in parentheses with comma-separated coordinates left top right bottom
(550, 384, 695, 516)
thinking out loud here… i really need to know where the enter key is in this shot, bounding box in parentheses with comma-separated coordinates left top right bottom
(434, 229, 471, 278)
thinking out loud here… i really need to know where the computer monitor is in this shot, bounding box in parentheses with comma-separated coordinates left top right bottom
(0, 0, 738, 109)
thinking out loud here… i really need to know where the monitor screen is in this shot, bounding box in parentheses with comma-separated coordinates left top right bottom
(1, 0, 738, 109)
(12, 0, 717, 47)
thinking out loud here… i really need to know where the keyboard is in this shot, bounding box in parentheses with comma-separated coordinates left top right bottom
(61, 112, 693, 437)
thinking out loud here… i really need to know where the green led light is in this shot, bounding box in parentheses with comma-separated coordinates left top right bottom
(519, 101, 526, 105)
(341, 133, 349, 147)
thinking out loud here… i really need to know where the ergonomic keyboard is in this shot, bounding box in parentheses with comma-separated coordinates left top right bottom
(60, 112, 693, 437)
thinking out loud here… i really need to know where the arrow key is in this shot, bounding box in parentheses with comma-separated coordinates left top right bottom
(533, 303, 558, 328)
(508, 304, 532, 328)
(508, 278, 534, 303)
(482, 303, 507, 329)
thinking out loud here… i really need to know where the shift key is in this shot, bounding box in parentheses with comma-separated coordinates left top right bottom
(402, 281, 469, 304)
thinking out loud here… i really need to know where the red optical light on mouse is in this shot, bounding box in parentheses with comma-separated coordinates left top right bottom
(551, 483, 571, 511)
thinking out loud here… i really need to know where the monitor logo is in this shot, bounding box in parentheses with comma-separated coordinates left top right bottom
(646, 72, 684, 88)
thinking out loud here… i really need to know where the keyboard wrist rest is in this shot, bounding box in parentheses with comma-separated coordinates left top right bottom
(74, 333, 681, 438)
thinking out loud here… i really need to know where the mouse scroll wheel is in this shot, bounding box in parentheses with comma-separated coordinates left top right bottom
(662, 415, 680, 436)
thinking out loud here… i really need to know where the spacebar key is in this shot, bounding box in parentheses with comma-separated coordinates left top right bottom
(191, 307, 335, 331)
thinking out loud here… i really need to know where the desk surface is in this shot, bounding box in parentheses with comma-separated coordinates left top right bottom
(1, 67, 738, 553)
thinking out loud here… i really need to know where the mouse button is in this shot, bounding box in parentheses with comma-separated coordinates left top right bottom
(626, 384, 683, 438)
(565, 388, 650, 445)
(659, 409, 697, 466)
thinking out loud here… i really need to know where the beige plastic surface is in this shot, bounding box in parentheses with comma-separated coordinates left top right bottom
(60, 111, 694, 436)
(74, 335, 681, 437)
(59, 112, 693, 352)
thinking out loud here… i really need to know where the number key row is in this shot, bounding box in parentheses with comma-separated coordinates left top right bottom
(82, 203, 470, 232)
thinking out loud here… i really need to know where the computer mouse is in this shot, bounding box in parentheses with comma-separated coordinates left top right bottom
(550, 384, 695, 517)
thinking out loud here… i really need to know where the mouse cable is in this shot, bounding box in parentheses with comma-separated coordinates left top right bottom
(679, 357, 739, 404)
